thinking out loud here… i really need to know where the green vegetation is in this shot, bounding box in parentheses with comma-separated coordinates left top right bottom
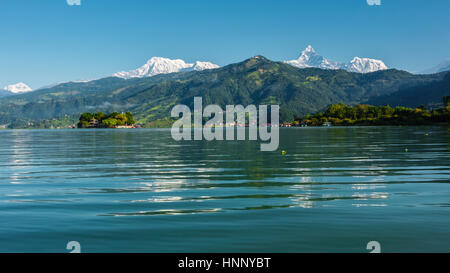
(444, 96, 450, 107)
(0, 56, 449, 128)
(77, 112, 135, 128)
(296, 97, 450, 126)
(4, 115, 78, 129)
(145, 118, 175, 128)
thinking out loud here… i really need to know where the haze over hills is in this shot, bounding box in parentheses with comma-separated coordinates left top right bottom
(0, 55, 448, 127)
(0, 89, 14, 98)
(284, 45, 388, 73)
(367, 72, 450, 108)
(420, 60, 450, 74)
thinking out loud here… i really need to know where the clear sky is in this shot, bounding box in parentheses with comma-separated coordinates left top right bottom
(1, 0, 449, 89)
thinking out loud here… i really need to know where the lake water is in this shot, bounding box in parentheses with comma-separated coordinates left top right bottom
(0, 127, 449, 253)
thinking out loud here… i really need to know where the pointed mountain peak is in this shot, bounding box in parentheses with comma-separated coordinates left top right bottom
(302, 45, 316, 54)
(297, 45, 318, 61)
(285, 45, 388, 73)
(286, 45, 337, 69)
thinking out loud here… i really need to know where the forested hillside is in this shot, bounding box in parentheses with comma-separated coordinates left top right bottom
(0, 56, 448, 127)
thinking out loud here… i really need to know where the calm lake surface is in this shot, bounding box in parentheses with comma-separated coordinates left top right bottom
(0, 127, 449, 252)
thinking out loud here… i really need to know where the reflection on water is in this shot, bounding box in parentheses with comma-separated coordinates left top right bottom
(0, 127, 449, 252)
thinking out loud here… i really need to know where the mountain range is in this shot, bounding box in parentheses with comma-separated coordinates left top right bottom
(113, 57, 220, 79)
(0, 55, 448, 128)
(284, 45, 388, 73)
(111, 46, 389, 80)
(3, 46, 448, 101)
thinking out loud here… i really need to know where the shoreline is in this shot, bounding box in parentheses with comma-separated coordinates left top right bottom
(1, 124, 448, 130)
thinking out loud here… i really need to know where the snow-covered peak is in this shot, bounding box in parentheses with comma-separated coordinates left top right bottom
(345, 57, 388, 73)
(3, 82, 33, 94)
(113, 57, 192, 79)
(113, 57, 219, 79)
(285, 46, 388, 73)
(297, 45, 318, 64)
(285, 45, 340, 70)
(303, 45, 316, 54)
(192, 61, 220, 71)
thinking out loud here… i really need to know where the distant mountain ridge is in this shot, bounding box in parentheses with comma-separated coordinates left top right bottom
(1, 55, 448, 128)
(3, 48, 443, 97)
(0, 47, 416, 95)
(368, 72, 450, 108)
(285, 45, 388, 73)
(420, 60, 450, 74)
(0, 89, 14, 98)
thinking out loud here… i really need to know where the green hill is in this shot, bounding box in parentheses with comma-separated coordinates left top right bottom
(0, 56, 448, 127)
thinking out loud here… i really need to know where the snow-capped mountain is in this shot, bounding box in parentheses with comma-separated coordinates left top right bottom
(113, 57, 219, 79)
(285, 45, 388, 73)
(345, 57, 388, 73)
(192, 61, 220, 71)
(285, 45, 341, 70)
(3, 82, 33, 94)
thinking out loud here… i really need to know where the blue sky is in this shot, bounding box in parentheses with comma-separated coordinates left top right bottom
(1, 0, 449, 89)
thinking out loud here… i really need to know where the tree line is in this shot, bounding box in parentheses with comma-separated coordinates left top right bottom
(78, 112, 135, 128)
(295, 97, 450, 126)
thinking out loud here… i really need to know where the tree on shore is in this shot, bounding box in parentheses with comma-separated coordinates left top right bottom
(77, 112, 135, 128)
(298, 97, 450, 126)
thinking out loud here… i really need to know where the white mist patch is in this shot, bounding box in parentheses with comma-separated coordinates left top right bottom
(67, 0, 81, 6)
